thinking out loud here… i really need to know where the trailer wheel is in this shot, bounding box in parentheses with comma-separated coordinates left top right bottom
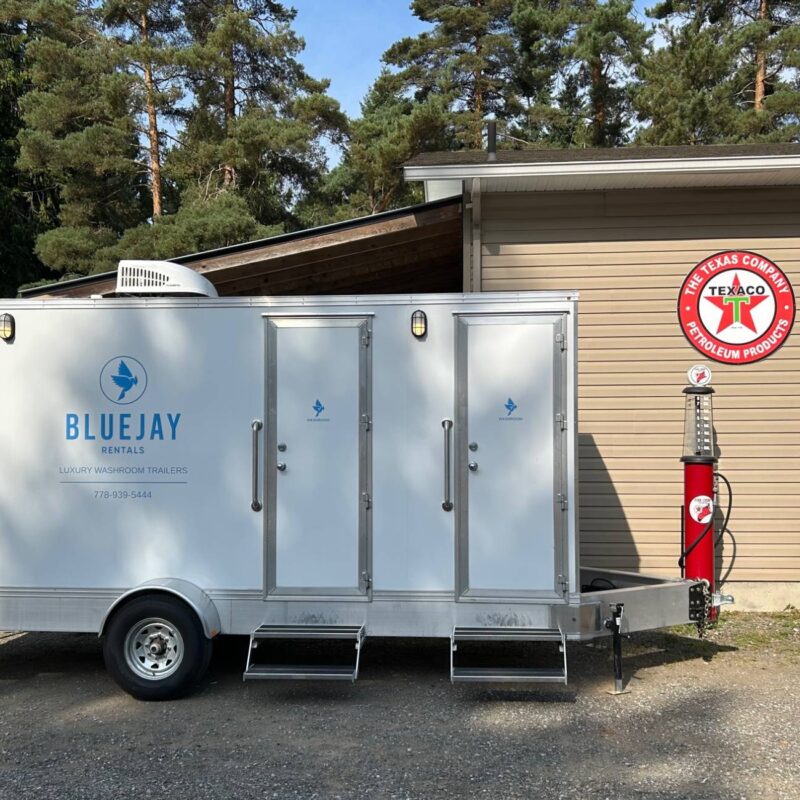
(103, 595, 212, 701)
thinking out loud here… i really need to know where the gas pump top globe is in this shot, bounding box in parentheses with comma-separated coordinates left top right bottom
(681, 385, 716, 463)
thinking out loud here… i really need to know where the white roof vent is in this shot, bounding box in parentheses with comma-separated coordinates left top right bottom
(116, 260, 219, 298)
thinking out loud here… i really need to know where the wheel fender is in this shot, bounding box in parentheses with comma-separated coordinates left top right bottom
(99, 578, 222, 639)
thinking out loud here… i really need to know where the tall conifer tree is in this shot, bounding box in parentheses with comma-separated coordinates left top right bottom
(100, 0, 184, 218)
(300, 75, 451, 223)
(728, 0, 800, 139)
(382, 0, 521, 149)
(636, 1, 799, 143)
(169, 0, 346, 229)
(513, 0, 648, 147)
(7, 0, 148, 275)
(0, 16, 57, 295)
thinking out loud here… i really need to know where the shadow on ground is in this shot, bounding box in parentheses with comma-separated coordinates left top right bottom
(1, 628, 793, 800)
(0, 628, 737, 698)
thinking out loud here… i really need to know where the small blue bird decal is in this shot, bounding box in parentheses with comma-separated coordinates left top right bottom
(504, 397, 517, 416)
(313, 399, 325, 417)
(111, 360, 138, 401)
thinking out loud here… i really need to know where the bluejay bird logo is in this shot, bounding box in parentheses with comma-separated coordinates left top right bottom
(313, 399, 325, 417)
(100, 355, 148, 405)
(504, 397, 517, 416)
(111, 360, 138, 401)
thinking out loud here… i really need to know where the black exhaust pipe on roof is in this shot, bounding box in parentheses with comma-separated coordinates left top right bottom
(487, 120, 497, 162)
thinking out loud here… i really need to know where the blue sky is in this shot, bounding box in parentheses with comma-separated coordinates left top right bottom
(291, 1, 432, 119)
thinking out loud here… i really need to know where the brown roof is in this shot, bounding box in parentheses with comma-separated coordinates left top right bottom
(22, 197, 463, 299)
(405, 142, 800, 168)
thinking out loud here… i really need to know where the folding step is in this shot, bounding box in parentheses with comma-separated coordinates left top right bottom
(450, 626, 568, 685)
(244, 624, 366, 682)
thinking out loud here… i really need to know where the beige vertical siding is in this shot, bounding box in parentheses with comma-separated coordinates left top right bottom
(481, 187, 800, 582)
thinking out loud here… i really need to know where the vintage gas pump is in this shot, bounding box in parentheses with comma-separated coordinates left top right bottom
(679, 366, 734, 625)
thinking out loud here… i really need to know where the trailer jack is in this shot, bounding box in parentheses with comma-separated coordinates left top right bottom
(605, 603, 630, 695)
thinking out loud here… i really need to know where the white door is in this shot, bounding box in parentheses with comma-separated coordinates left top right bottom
(455, 314, 567, 599)
(265, 316, 371, 597)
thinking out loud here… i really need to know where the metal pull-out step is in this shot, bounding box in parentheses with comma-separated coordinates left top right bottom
(244, 624, 366, 682)
(450, 626, 568, 684)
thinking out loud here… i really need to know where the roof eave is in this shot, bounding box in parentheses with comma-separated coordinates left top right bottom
(403, 154, 800, 183)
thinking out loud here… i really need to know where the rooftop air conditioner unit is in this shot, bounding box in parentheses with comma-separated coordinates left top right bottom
(116, 260, 218, 298)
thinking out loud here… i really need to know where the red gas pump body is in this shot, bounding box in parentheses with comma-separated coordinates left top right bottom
(682, 460, 716, 614)
(681, 382, 717, 620)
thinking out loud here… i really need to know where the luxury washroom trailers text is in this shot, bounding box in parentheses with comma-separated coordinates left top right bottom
(0, 266, 701, 698)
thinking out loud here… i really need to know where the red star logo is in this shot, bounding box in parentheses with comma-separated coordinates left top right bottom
(703, 273, 768, 334)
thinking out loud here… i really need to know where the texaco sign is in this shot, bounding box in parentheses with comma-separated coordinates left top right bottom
(678, 250, 796, 365)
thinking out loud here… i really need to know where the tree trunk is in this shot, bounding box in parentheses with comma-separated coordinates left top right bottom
(591, 58, 605, 146)
(223, 0, 236, 187)
(141, 12, 162, 217)
(754, 0, 768, 111)
(472, 0, 483, 150)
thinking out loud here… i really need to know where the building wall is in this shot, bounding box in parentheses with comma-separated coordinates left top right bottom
(479, 186, 800, 587)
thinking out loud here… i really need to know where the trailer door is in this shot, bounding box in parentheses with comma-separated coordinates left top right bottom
(454, 313, 567, 601)
(264, 316, 371, 598)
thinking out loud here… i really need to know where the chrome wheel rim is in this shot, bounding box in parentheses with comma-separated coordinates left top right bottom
(124, 617, 184, 680)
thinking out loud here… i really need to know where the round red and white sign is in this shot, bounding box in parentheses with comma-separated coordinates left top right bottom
(687, 364, 712, 387)
(678, 251, 795, 365)
(689, 495, 714, 524)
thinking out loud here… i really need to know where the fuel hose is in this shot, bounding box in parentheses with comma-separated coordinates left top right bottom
(678, 471, 733, 571)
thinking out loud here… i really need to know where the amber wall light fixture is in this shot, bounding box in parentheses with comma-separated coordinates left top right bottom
(411, 309, 427, 339)
(0, 314, 14, 342)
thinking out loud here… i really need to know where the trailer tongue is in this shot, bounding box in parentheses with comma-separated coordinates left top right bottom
(0, 262, 726, 700)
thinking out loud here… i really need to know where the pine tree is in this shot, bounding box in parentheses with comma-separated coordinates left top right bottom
(728, 0, 800, 140)
(96, 191, 277, 270)
(100, 0, 184, 218)
(0, 16, 57, 295)
(301, 74, 452, 224)
(168, 0, 346, 230)
(510, 0, 577, 145)
(573, 1, 649, 146)
(636, 1, 799, 144)
(7, 0, 149, 276)
(512, 0, 649, 147)
(382, 0, 521, 150)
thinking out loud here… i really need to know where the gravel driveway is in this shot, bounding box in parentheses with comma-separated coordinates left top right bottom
(0, 612, 797, 800)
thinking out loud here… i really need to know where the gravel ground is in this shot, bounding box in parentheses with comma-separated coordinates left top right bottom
(0, 611, 798, 800)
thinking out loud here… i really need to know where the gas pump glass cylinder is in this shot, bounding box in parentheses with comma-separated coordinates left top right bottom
(682, 387, 715, 460)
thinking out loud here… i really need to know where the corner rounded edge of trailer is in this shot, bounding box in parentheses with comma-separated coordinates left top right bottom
(97, 578, 222, 640)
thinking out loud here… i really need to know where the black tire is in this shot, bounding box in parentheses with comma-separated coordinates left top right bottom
(103, 594, 212, 701)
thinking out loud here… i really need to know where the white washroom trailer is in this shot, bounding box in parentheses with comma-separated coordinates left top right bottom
(0, 262, 702, 699)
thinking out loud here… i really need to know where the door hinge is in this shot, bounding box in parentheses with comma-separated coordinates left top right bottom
(555, 412, 567, 431)
(361, 329, 371, 347)
(361, 571, 372, 590)
(361, 492, 372, 509)
(361, 413, 371, 431)
(557, 574, 568, 593)
(557, 493, 568, 511)
(555, 332, 566, 351)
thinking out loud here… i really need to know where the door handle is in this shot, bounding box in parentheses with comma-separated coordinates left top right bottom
(251, 420, 263, 512)
(441, 419, 453, 511)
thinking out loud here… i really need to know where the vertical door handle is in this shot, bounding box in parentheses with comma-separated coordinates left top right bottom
(441, 419, 453, 511)
(251, 420, 263, 512)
